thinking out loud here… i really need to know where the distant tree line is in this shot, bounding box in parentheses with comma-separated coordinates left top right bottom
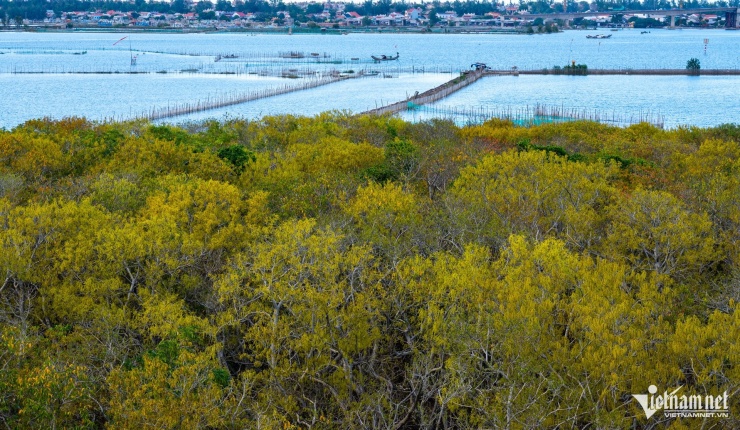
(1, 0, 737, 24)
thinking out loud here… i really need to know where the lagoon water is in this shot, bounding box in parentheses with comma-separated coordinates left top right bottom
(0, 29, 738, 128)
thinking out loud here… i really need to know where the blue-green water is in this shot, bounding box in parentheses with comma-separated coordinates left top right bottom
(1, 29, 738, 128)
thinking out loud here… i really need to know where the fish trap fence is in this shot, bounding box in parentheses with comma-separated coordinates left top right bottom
(407, 103, 665, 129)
(138, 74, 349, 122)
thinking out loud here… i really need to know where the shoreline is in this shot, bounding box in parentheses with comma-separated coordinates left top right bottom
(509, 68, 740, 75)
(1, 26, 522, 35)
(1, 25, 733, 35)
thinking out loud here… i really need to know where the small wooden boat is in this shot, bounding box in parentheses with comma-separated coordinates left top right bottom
(371, 52, 399, 61)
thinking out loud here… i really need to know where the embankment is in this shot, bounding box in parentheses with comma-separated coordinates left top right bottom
(361, 68, 493, 116)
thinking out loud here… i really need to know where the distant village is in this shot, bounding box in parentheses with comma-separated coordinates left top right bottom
(3, 0, 733, 30)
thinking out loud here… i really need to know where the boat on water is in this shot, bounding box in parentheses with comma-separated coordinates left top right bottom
(586, 34, 612, 39)
(371, 52, 399, 62)
(214, 54, 238, 62)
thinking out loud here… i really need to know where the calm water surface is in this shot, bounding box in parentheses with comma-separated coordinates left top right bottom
(404, 74, 738, 128)
(0, 29, 738, 128)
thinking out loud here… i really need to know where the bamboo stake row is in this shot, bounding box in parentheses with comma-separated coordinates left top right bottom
(140, 74, 349, 121)
(411, 103, 665, 128)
